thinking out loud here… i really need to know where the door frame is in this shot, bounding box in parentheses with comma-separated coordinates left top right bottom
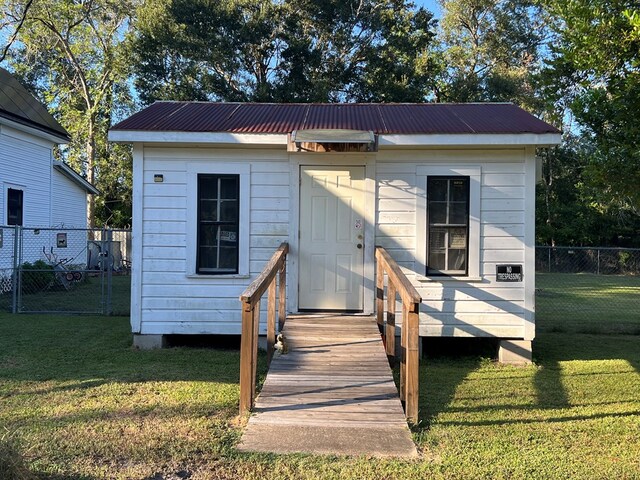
(288, 153, 376, 314)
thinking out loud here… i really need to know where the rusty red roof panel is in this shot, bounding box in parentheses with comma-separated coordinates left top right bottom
(111, 102, 184, 131)
(301, 104, 384, 131)
(110, 102, 560, 135)
(444, 103, 556, 134)
(381, 104, 469, 133)
(218, 103, 307, 133)
(146, 102, 239, 131)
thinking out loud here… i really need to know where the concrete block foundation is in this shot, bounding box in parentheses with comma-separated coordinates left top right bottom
(133, 334, 166, 350)
(498, 339, 532, 365)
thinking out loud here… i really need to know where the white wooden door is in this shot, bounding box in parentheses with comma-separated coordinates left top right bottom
(299, 166, 365, 310)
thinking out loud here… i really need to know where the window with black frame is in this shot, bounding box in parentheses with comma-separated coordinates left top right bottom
(7, 188, 23, 226)
(197, 174, 239, 274)
(427, 176, 469, 275)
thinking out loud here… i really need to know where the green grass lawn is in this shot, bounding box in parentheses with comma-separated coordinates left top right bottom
(1, 314, 639, 479)
(0, 274, 130, 316)
(536, 273, 640, 334)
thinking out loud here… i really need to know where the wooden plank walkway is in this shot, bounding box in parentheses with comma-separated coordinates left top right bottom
(238, 315, 418, 457)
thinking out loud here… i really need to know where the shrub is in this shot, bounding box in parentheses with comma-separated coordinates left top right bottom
(20, 260, 54, 293)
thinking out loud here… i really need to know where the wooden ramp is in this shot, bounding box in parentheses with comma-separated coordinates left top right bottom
(238, 315, 418, 457)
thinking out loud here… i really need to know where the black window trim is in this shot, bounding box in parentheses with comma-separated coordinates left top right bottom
(426, 175, 470, 276)
(7, 187, 24, 226)
(196, 174, 240, 275)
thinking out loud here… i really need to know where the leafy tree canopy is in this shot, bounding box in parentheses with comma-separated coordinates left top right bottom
(436, 0, 547, 111)
(1, 0, 134, 227)
(541, 0, 640, 212)
(131, 0, 440, 103)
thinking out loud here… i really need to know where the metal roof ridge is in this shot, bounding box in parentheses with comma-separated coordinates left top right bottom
(300, 104, 311, 131)
(222, 103, 243, 127)
(375, 105, 388, 134)
(149, 102, 191, 130)
(144, 101, 517, 106)
(444, 104, 477, 134)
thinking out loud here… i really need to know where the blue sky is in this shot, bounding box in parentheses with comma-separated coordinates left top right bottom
(414, 0, 442, 18)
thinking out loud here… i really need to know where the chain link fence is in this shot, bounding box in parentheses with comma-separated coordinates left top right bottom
(0, 226, 131, 315)
(535, 246, 640, 335)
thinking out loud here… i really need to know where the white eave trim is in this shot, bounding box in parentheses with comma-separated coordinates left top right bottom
(0, 116, 69, 144)
(53, 161, 100, 194)
(379, 133, 562, 147)
(108, 130, 288, 144)
(108, 130, 562, 147)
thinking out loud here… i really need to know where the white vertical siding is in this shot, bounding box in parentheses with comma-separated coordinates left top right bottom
(138, 148, 289, 335)
(51, 170, 88, 227)
(0, 125, 53, 227)
(376, 149, 530, 339)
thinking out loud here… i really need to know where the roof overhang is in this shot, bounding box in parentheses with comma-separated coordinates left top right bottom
(379, 133, 562, 147)
(0, 115, 70, 144)
(108, 130, 287, 144)
(108, 130, 562, 148)
(53, 161, 100, 195)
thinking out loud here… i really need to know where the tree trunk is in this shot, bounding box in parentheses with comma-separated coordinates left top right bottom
(86, 116, 96, 229)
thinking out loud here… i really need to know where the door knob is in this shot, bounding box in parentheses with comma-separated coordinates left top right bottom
(357, 243, 363, 249)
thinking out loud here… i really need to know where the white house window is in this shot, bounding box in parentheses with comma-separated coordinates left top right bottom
(416, 166, 480, 280)
(7, 188, 24, 226)
(427, 177, 469, 275)
(186, 163, 250, 277)
(197, 174, 239, 274)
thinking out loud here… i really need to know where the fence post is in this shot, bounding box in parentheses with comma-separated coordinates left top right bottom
(405, 302, 420, 424)
(597, 248, 600, 275)
(548, 246, 551, 273)
(376, 256, 384, 334)
(239, 301, 255, 415)
(11, 226, 20, 314)
(278, 263, 286, 331)
(267, 278, 276, 364)
(106, 229, 113, 315)
(386, 282, 396, 361)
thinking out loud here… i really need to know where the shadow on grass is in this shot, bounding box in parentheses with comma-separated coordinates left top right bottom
(416, 331, 640, 430)
(416, 337, 495, 429)
(534, 332, 640, 371)
(0, 314, 264, 393)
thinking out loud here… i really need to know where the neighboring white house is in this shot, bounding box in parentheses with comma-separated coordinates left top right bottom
(109, 102, 561, 359)
(0, 67, 99, 270)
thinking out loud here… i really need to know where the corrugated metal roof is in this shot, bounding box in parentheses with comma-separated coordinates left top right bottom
(111, 101, 560, 135)
(0, 67, 69, 141)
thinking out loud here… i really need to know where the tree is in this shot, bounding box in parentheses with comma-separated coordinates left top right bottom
(0, 0, 33, 62)
(131, 0, 440, 104)
(436, 0, 547, 110)
(541, 0, 640, 212)
(536, 137, 640, 247)
(1, 0, 134, 227)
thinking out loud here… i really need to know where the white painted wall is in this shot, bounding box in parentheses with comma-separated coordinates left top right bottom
(51, 169, 88, 228)
(0, 124, 90, 273)
(136, 147, 289, 335)
(136, 145, 535, 340)
(0, 124, 54, 228)
(376, 148, 532, 339)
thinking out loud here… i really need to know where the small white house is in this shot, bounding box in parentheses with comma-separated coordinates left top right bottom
(0, 67, 98, 269)
(109, 102, 561, 359)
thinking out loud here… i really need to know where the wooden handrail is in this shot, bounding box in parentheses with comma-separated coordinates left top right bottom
(239, 242, 288, 416)
(240, 243, 289, 304)
(375, 246, 422, 425)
